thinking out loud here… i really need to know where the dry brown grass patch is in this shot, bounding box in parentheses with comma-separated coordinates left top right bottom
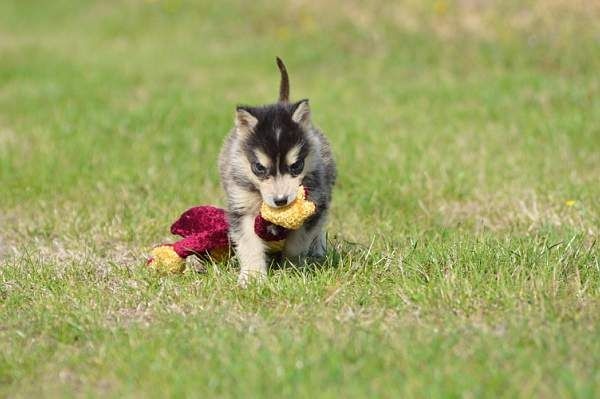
(439, 190, 597, 234)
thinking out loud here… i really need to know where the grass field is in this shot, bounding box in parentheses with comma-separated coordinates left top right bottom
(1, 0, 599, 397)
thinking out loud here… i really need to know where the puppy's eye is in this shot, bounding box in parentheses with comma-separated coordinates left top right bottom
(251, 162, 267, 176)
(289, 159, 304, 176)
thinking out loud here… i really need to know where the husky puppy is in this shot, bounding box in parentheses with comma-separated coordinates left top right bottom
(219, 58, 336, 285)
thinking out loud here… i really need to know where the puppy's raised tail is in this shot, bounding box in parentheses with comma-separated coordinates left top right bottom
(276, 57, 289, 103)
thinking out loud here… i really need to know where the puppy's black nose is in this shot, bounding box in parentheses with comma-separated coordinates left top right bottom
(274, 196, 288, 206)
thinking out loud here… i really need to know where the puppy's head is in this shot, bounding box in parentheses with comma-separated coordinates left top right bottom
(232, 58, 316, 207)
(235, 99, 312, 208)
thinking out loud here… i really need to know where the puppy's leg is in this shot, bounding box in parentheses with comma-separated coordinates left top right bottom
(308, 229, 326, 258)
(232, 215, 267, 286)
(283, 216, 327, 261)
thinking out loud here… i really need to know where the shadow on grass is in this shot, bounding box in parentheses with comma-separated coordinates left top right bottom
(266, 235, 376, 277)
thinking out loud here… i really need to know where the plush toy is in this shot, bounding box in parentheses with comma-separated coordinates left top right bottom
(147, 186, 316, 274)
(260, 186, 316, 230)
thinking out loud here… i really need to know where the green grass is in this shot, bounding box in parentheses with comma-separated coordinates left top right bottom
(1, 0, 599, 397)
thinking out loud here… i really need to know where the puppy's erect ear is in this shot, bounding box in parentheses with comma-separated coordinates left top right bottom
(235, 106, 258, 136)
(291, 99, 310, 129)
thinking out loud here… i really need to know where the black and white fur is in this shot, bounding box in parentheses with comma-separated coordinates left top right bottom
(219, 58, 336, 285)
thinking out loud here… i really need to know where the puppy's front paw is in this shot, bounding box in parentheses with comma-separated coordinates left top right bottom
(237, 269, 267, 287)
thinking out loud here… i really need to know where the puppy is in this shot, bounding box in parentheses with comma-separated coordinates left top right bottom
(219, 58, 336, 285)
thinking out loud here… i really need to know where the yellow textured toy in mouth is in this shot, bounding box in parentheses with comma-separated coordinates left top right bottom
(260, 186, 316, 230)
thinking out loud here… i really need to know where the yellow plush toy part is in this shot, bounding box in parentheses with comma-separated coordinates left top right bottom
(148, 245, 186, 275)
(260, 186, 316, 230)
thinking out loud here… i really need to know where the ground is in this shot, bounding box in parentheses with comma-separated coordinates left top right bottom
(1, 0, 599, 397)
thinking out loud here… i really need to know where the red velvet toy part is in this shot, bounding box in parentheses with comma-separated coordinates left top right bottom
(171, 206, 229, 237)
(254, 215, 289, 241)
(169, 206, 230, 258)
